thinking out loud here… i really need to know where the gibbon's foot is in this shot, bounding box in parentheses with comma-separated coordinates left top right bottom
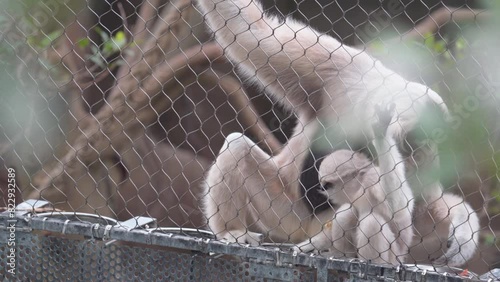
(291, 243, 317, 254)
(372, 103, 396, 137)
(219, 230, 264, 246)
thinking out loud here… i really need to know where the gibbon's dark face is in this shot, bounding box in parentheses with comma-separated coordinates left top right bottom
(317, 149, 371, 205)
(299, 134, 376, 214)
(299, 148, 334, 214)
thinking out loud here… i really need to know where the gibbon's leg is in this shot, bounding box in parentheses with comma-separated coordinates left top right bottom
(348, 104, 411, 265)
(356, 212, 396, 264)
(205, 122, 322, 245)
(196, 0, 450, 146)
(293, 204, 357, 258)
(371, 104, 414, 259)
(218, 229, 265, 246)
(204, 133, 270, 245)
(404, 133, 478, 267)
(435, 193, 479, 266)
(203, 133, 250, 241)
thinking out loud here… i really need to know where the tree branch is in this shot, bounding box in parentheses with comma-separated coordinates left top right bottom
(132, 0, 163, 41)
(198, 72, 282, 154)
(401, 6, 491, 41)
(29, 1, 281, 211)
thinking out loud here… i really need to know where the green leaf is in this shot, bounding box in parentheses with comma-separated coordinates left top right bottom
(26, 29, 63, 50)
(94, 27, 110, 43)
(114, 31, 127, 47)
(433, 41, 446, 53)
(98, 30, 128, 57)
(455, 37, 466, 53)
(369, 40, 386, 54)
(102, 41, 116, 56)
(484, 234, 496, 246)
(26, 36, 37, 48)
(423, 33, 435, 49)
(77, 38, 90, 48)
(443, 50, 453, 63)
(89, 55, 106, 69)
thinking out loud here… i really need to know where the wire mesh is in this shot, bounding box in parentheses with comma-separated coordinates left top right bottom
(0, 223, 318, 281)
(0, 0, 499, 281)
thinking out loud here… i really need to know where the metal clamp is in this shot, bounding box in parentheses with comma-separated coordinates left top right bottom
(41, 217, 48, 230)
(274, 247, 282, 267)
(146, 229, 154, 245)
(61, 219, 70, 235)
(105, 216, 157, 246)
(394, 264, 406, 281)
(91, 223, 100, 240)
(103, 224, 112, 241)
(420, 269, 428, 282)
(348, 258, 369, 280)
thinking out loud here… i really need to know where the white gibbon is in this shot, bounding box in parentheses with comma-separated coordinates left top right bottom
(194, 0, 447, 201)
(203, 120, 335, 244)
(293, 104, 414, 265)
(292, 106, 479, 266)
(196, 0, 479, 266)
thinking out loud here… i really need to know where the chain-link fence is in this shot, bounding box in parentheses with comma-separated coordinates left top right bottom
(0, 0, 499, 281)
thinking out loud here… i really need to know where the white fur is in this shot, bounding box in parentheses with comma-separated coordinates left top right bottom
(410, 193, 479, 266)
(294, 110, 414, 265)
(195, 0, 448, 138)
(202, 124, 336, 244)
(197, 0, 478, 266)
(195, 0, 448, 202)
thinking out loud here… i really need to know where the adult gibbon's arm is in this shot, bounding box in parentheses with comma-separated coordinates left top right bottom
(371, 104, 414, 249)
(353, 104, 414, 264)
(194, 0, 363, 117)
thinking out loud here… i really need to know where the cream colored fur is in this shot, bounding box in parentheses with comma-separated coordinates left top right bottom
(197, 0, 478, 266)
(410, 193, 479, 267)
(202, 122, 335, 244)
(293, 106, 414, 264)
